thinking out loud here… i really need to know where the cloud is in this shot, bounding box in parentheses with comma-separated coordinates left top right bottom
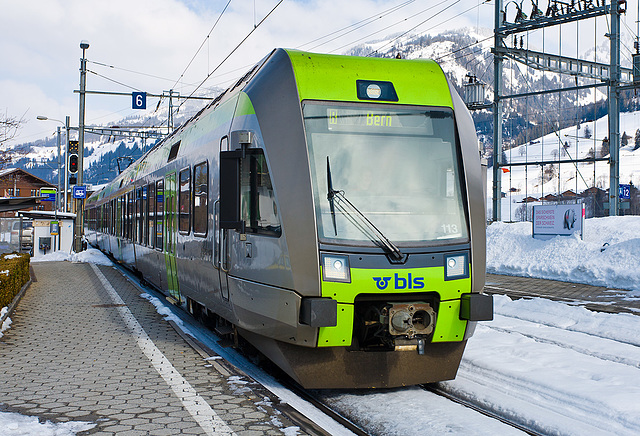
(0, 0, 487, 145)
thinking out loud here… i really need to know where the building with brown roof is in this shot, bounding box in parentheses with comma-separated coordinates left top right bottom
(0, 168, 56, 216)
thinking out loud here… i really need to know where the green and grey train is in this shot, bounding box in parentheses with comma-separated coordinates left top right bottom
(84, 49, 493, 389)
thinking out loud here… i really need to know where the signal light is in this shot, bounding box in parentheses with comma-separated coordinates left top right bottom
(69, 154, 78, 174)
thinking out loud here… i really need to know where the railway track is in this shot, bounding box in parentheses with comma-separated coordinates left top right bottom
(422, 384, 545, 436)
(116, 262, 366, 436)
(118, 261, 546, 436)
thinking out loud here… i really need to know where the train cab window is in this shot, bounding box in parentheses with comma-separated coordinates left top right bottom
(240, 150, 281, 236)
(303, 103, 468, 245)
(156, 180, 164, 249)
(179, 168, 191, 234)
(193, 162, 208, 236)
(148, 183, 155, 248)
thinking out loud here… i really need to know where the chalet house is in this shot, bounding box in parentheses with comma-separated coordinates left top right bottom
(0, 168, 56, 217)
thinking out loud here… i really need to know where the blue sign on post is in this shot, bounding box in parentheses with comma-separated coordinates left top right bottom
(73, 185, 87, 199)
(132, 92, 147, 110)
(619, 184, 631, 199)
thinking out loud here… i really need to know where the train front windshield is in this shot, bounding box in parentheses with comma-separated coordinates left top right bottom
(303, 102, 469, 247)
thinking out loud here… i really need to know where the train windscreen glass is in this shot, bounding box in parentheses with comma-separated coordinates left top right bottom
(303, 102, 468, 246)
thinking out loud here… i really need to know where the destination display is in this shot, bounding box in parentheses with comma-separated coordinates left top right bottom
(325, 107, 443, 134)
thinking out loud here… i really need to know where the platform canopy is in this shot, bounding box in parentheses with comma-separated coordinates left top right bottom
(0, 196, 42, 212)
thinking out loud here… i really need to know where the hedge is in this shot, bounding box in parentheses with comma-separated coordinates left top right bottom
(0, 253, 30, 309)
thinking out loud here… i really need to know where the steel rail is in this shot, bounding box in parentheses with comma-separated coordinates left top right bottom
(422, 384, 546, 436)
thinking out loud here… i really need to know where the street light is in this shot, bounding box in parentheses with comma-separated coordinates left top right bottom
(36, 115, 65, 216)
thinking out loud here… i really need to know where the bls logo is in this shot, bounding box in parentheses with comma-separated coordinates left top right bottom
(373, 273, 425, 290)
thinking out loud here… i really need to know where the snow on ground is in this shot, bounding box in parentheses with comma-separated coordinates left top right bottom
(4, 218, 640, 434)
(0, 411, 95, 436)
(320, 286, 640, 435)
(317, 216, 640, 435)
(30, 248, 113, 266)
(487, 216, 640, 294)
(0, 306, 11, 339)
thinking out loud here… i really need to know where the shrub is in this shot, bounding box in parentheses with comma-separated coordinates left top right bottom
(0, 253, 30, 308)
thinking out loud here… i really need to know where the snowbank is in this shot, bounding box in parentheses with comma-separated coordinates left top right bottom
(30, 248, 113, 266)
(0, 411, 95, 436)
(487, 216, 640, 294)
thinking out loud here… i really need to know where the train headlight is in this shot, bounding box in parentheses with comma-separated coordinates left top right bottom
(445, 253, 469, 281)
(322, 254, 351, 283)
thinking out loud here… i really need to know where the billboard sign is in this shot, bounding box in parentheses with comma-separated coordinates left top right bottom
(41, 188, 56, 202)
(532, 204, 585, 240)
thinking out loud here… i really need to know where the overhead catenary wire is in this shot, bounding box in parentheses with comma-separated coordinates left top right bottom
(299, 0, 418, 51)
(87, 60, 199, 88)
(170, 0, 234, 92)
(327, 0, 452, 55)
(173, 0, 284, 116)
(367, 1, 498, 58)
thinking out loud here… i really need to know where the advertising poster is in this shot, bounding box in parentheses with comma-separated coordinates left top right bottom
(532, 204, 585, 240)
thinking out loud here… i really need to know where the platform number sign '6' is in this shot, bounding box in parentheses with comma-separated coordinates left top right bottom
(132, 92, 146, 110)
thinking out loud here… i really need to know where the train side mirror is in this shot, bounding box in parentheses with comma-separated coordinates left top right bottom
(220, 150, 244, 230)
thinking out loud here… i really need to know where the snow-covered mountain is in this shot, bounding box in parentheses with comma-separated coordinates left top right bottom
(9, 97, 210, 186)
(4, 27, 640, 198)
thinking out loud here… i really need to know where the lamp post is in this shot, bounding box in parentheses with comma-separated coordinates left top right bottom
(36, 116, 65, 216)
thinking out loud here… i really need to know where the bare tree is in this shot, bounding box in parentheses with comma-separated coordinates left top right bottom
(0, 111, 26, 168)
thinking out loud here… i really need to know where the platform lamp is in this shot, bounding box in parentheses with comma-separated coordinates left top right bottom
(36, 115, 65, 217)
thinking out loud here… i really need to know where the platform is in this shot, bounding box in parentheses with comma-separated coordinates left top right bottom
(486, 273, 640, 315)
(0, 261, 308, 435)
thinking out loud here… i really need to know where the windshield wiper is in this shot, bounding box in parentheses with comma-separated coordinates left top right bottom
(326, 157, 338, 236)
(326, 156, 404, 262)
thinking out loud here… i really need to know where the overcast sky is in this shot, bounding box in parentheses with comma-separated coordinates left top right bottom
(1, 0, 638, 146)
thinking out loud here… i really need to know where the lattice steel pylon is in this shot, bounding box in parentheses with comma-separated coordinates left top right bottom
(490, 0, 628, 221)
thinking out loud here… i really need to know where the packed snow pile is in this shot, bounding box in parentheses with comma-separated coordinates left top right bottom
(0, 411, 95, 436)
(30, 248, 113, 266)
(487, 216, 640, 294)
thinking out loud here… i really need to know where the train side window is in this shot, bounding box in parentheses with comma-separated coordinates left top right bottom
(134, 190, 138, 242)
(137, 188, 143, 244)
(193, 162, 208, 236)
(129, 193, 134, 241)
(156, 180, 164, 249)
(126, 196, 129, 238)
(126, 193, 131, 240)
(240, 150, 281, 237)
(149, 183, 155, 248)
(168, 141, 181, 162)
(142, 186, 148, 246)
(117, 196, 122, 237)
(179, 168, 191, 234)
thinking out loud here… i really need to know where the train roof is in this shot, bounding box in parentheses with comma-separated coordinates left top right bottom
(284, 49, 453, 108)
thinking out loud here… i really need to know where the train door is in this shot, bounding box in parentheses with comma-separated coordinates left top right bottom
(216, 136, 230, 301)
(164, 172, 180, 303)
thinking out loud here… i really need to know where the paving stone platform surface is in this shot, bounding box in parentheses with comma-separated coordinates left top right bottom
(0, 261, 306, 435)
(486, 273, 640, 314)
